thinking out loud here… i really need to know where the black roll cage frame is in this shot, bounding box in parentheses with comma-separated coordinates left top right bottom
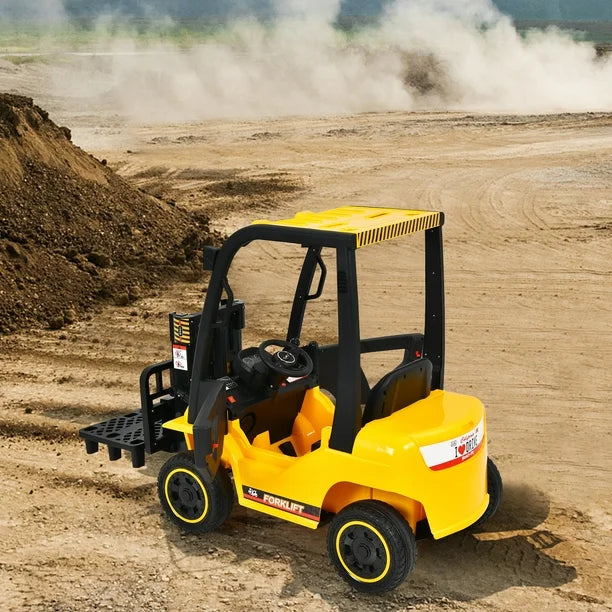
(189, 219, 445, 454)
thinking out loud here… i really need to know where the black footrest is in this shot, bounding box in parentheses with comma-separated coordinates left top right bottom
(79, 411, 146, 468)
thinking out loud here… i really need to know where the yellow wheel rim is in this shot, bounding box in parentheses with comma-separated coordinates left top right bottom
(164, 467, 209, 524)
(335, 520, 391, 583)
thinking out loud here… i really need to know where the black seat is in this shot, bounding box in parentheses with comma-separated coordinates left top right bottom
(362, 359, 433, 425)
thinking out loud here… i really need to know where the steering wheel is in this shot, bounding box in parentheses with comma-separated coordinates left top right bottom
(258, 339, 313, 379)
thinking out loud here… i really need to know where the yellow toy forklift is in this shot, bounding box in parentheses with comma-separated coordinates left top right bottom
(80, 206, 502, 593)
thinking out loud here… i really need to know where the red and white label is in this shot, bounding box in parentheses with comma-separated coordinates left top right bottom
(419, 419, 484, 471)
(172, 344, 188, 371)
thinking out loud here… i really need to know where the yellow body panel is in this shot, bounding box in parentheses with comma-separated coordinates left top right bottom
(355, 390, 488, 537)
(253, 206, 442, 248)
(162, 411, 194, 450)
(163, 412, 191, 434)
(216, 387, 487, 537)
(163, 388, 487, 537)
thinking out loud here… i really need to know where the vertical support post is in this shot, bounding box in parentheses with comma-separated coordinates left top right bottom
(329, 246, 362, 453)
(287, 246, 321, 342)
(424, 226, 445, 390)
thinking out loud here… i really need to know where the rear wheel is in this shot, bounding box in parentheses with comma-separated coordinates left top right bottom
(158, 451, 233, 533)
(474, 457, 503, 526)
(327, 500, 416, 593)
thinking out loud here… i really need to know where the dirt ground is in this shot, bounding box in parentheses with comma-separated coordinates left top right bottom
(1, 108, 611, 611)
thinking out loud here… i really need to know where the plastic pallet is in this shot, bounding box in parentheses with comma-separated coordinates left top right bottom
(79, 410, 157, 468)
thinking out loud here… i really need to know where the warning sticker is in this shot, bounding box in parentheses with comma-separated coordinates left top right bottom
(419, 419, 484, 471)
(172, 344, 188, 371)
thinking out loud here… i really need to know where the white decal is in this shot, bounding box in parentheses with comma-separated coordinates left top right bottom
(419, 419, 484, 471)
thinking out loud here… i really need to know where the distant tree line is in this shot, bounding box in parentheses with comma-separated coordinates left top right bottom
(494, 0, 611, 21)
(2, 0, 611, 22)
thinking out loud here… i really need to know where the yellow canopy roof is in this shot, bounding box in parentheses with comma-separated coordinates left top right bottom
(254, 206, 442, 248)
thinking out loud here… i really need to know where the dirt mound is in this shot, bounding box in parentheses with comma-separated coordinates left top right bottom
(0, 94, 220, 332)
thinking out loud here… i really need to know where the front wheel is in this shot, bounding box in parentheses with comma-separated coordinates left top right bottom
(327, 500, 417, 594)
(158, 451, 234, 533)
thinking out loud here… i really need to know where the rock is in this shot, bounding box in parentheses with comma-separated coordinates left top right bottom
(169, 252, 186, 265)
(81, 263, 99, 276)
(87, 252, 111, 268)
(128, 284, 142, 301)
(60, 125, 71, 141)
(115, 292, 130, 306)
(63, 308, 77, 324)
(5, 242, 22, 259)
(48, 315, 64, 330)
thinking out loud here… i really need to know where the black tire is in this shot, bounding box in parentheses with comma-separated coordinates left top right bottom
(474, 457, 503, 527)
(327, 500, 417, 594)
(157, 451, 233, 533)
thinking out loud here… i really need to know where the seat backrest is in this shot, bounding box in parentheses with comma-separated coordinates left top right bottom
(235, 384, 308, 444)
(362, 358, 433, 425)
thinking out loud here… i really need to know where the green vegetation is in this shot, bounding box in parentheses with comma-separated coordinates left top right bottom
(0, 16, 610, 57)
(2, 54, 53, 65)
(0, 18, 233, 54)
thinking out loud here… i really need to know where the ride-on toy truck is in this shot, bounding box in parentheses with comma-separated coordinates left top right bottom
(80, 206, 502, 593)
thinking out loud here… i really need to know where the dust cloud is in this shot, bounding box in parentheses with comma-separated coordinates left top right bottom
(9, 0, 612, 120)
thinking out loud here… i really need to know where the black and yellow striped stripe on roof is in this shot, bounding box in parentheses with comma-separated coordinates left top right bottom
(173, 317, 191, 345)
(253, 206, 441, 248)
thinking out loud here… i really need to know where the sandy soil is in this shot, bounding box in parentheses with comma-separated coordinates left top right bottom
(1, 108, 611, 611)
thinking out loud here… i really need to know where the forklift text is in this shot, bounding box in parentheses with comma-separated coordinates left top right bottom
(242, 485, 321, 520)
(263, 494, 305, 515)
